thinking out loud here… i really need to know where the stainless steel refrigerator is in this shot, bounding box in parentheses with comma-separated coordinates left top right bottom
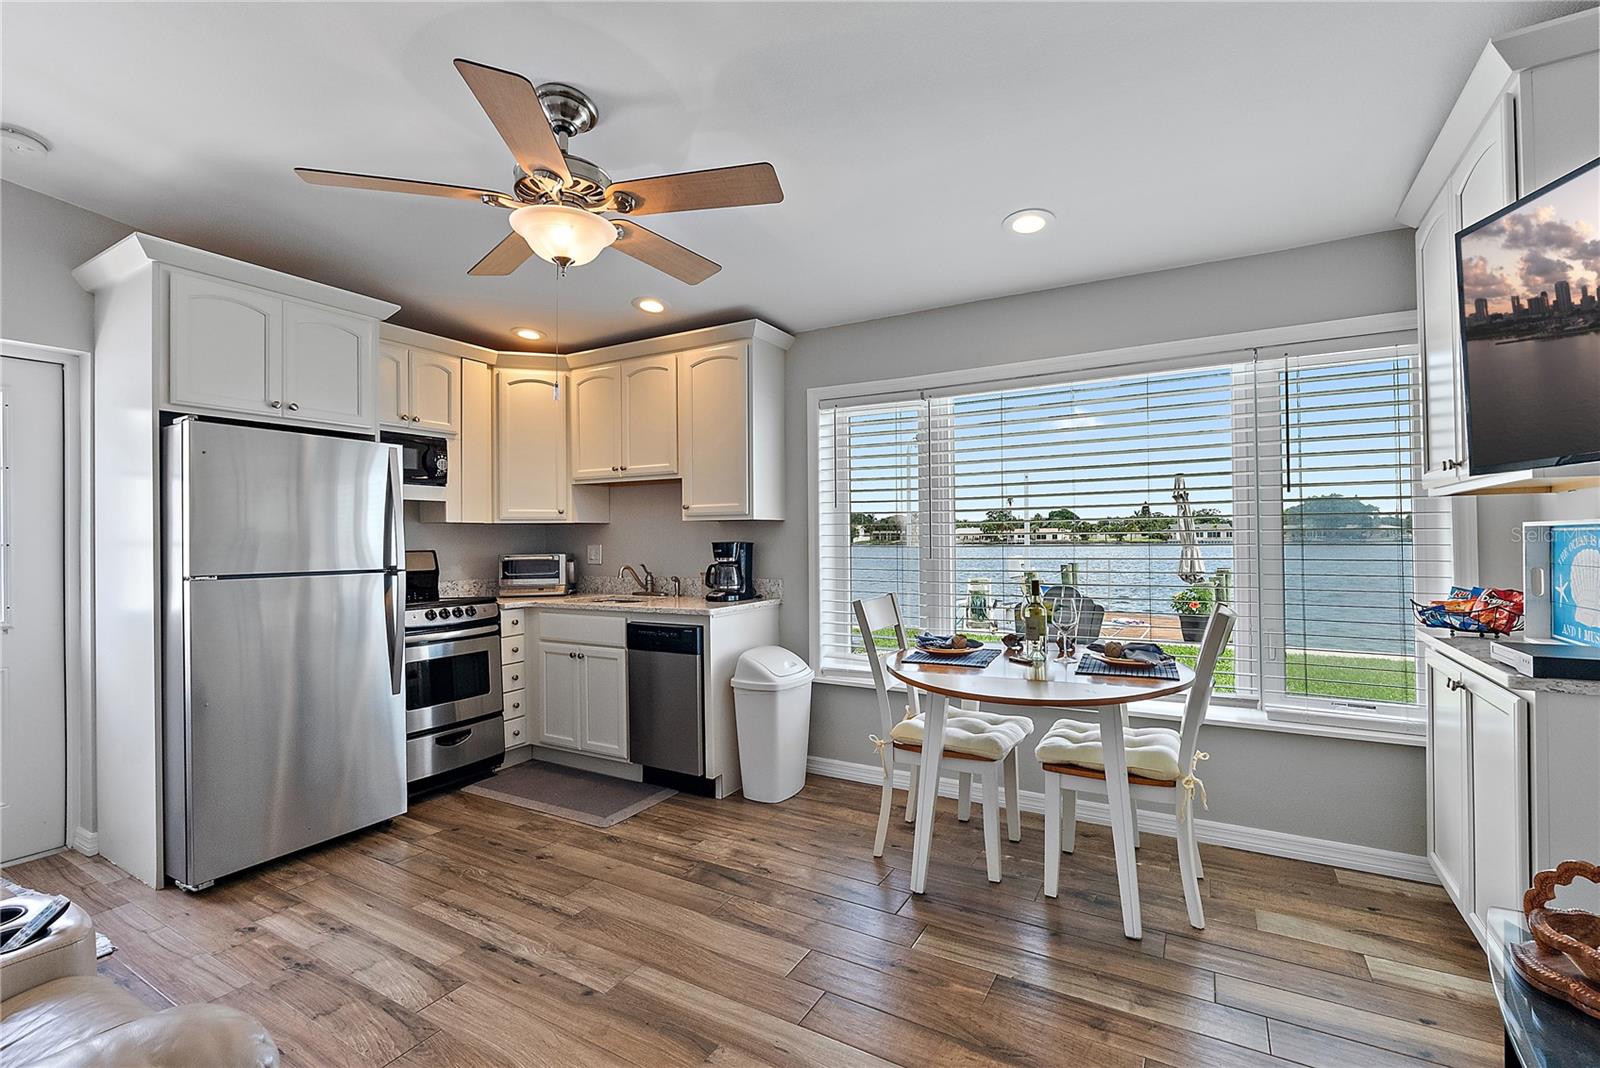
(162, 418, 406, 890)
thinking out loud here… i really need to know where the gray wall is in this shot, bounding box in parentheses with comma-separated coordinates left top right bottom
(777, 229, 1430, 856)
(1, 182, 133, 351)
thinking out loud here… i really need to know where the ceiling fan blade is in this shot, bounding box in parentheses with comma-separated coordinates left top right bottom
(610, 219, 721, 285)
(468, 231, 534, 276)
(607, 163, 782, 216)
(453, 58, 571, 186)
(295, 168, 507, 202)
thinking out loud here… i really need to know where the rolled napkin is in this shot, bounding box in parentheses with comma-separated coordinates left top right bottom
(1087, 640, 1173, 664)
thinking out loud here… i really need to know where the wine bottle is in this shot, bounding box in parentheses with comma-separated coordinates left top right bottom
(1022, 579, 1048, 644)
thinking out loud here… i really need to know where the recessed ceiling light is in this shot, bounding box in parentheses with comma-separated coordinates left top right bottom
(1, 124, 51, 156)
(511, 327, 543, 341)
(633, 297, 667, 314)
(1003, 208, 1054, 235)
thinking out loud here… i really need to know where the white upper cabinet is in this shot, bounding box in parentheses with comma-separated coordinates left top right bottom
(282, 301, 372, 429)
(167, 269, 376, 432)
(678, 340, 783, 519)
(570, 364, 623, 480)
(1417, 190, 1465, 480)
(408, 350, 460, 434)
(455, 359, 495, 523)
(570, 355, 679, 482)
(379, 343, 460, 435)
(495, 368, 608, 523)
(167, 272, 282, 417)
(621, 356, 679, 478)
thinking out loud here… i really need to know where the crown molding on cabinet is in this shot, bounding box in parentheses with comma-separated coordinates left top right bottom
(1396, 8, 1599, 227)
(379, 322, 497, 363)
(551, 319, 795, 369)
(72, 233, 400, 320)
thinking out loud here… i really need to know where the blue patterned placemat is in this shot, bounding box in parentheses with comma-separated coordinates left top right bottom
(1076, 655, 1180, 680)
(904, 646, 1004, 667)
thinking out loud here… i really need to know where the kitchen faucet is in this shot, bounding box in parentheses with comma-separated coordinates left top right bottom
(620, 564, 655, 594)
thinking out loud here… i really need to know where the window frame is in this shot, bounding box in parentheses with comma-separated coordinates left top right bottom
(807, 312, 1430, 737)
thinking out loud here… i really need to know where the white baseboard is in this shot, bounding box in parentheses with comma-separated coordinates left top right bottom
(71, 828, 99, 856)
(807, 755, 1437, 885)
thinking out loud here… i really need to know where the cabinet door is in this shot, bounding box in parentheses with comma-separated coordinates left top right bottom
(621, 355, 679, 478)
(579, 645, 628, 760)
(409, 349, 460, 435)
(1469, 680, 1528, 928)
(679, 342, 749, 517)
(570, 364, 622, 481)
(1427, 662, 1473, 916)
(1455, 103, 1512, 229)
(1417, 192, 1465, 480)
(538, 642, 581, 750)
(282, 301, 374, 430)
(377, 341, 409, 428)
(495, 369, 570, 521)
(167, 271, 282, 417)
(455, 359, 495, 523)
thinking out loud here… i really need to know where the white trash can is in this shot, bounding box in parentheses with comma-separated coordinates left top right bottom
(731, 646, 816, 803)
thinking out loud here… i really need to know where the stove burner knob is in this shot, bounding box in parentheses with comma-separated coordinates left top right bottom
(424, 609, 437, 621)
(452, 607, 465, 618)
(465, 606, 477, 617)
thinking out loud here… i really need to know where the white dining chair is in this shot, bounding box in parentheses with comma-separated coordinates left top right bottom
(1035, 604, 1236, 928)
(854, 594, 1032, 882)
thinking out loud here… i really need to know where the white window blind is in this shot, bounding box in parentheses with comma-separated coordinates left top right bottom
(815, 342, 1447, 731)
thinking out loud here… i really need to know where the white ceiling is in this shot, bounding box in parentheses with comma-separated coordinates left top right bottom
(2, 2, 1588, 351)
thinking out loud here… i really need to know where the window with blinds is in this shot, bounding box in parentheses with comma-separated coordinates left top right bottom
(815, 342, 1448, 730)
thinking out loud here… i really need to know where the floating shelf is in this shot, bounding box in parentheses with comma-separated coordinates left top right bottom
(1426, 461, 1600, 498)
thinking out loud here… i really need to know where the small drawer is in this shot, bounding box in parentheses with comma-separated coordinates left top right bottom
(500, 609, 525, 634)
(502, 663, 527, 693)
(501, 635, 526, 665)
(538, 610, 625, 646)
(504, 715, 528, 749)
(503, 689, 527, 719)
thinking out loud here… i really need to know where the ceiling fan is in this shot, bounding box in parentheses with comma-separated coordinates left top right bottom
(295, 58, 783, 285)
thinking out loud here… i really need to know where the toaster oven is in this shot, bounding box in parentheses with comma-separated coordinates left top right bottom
(499, 553, 576, 596)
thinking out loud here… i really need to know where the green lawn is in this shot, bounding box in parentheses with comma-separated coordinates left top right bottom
(860, 629, 1416, 705)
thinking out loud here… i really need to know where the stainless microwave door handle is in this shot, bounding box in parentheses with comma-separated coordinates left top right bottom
(385, 570, 404, 695)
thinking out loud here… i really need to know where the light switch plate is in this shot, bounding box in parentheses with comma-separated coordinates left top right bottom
(587, 544, 603, 565)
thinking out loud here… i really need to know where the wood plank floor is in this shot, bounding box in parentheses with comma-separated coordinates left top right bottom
(5, 775, 1501, 1067)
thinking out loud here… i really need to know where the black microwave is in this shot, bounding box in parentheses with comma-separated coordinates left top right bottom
(382, 431, 448, 487)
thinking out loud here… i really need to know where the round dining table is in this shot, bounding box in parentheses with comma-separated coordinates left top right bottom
(886, 648, 1194, 939)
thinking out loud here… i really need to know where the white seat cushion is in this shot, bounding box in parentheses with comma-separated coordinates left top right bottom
(1034, 718, 1184, 781)
(891, 709, 1030, 761)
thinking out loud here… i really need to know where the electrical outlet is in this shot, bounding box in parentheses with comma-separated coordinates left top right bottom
(587, 544, 603, 565)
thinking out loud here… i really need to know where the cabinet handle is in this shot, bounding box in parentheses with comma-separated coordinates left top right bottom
(1446, 677, 1464, 691)
(620, 466, 628, 471)
(611, 466, 619, 472)
(510, 673, 520, 683)
(510, 645, 519, 653)
(557, 509, 565, 515)
(512, 728, 522, 738)
(569, 651, 577, 659)
(511, 701, 521, 711)
(682, 504, 690, 511)
(577, 652, 585, 659)
(1441, 458, 1463, 472)
(270, 400, 283, 409)
(287, 402, 300, 412)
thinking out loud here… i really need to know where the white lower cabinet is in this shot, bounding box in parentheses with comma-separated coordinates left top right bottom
(500, 610, 529, 752)
(1468, 679, 1528, 931)
(1426, 661, 1473, 915)
(536, 639, 628, 761)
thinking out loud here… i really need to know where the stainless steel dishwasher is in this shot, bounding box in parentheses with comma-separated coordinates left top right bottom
(626, 622, 705, 778)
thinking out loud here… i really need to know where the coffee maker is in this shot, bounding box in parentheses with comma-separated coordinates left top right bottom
(705, 541, 757, 602)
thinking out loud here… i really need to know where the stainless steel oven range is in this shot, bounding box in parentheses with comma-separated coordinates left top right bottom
(403, 594, 505, 788)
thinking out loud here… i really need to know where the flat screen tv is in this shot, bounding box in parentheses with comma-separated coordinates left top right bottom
(1456, 156, 1600, 475)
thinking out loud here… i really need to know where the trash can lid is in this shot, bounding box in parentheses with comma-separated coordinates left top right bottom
(732, 646, 815, 691)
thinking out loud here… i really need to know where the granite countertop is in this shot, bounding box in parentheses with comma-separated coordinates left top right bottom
(497, 593, 781, 617)
(1416, 629, 1600, 696)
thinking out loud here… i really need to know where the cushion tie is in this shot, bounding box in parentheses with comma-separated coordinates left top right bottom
(1178, 751, 1209, 818)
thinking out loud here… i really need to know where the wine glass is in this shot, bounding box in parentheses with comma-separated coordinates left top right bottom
(1053, 588, 1082, 659)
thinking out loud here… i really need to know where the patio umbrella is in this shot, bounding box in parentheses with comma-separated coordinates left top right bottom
(1172, 474, 1207, 584)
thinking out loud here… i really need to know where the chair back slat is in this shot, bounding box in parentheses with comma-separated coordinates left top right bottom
(1177, 604, 1237, 767)
(853, 594, 912, 740)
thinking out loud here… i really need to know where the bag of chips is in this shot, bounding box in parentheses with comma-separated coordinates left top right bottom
(1412, 586, 1525, 634)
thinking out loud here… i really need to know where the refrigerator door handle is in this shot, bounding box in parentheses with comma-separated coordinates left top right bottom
(385, 570, 404, 695)
(384, 444, 403, 571)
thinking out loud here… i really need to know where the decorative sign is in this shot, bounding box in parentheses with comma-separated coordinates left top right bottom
(1550, 522, 1600, 648)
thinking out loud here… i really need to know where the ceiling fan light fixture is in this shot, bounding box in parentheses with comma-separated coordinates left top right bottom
(632, 297, 667, 314)
(510, 204, 617, 268)
(512, 327, 543, 341)
(1004, 208, 1054, 235)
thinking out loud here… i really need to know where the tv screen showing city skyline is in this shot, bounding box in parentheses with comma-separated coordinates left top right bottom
(1457, 158, 1600, 474)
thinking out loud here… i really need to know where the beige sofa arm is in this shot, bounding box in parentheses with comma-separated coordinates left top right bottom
(0, 904, 96, 1000)
(28, 1003, 279, 1068)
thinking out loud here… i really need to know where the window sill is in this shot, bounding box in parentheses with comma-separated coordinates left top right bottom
(814, 671, 1426, 747)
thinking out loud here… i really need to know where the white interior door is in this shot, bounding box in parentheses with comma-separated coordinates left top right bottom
(0, 356, 67, 861)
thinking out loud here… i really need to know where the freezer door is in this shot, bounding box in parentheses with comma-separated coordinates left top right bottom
(169, 419, 399, 576)
(168, 572, 406, 886)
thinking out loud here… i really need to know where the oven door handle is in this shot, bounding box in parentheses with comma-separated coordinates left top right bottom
(405, 623, 501, 645)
